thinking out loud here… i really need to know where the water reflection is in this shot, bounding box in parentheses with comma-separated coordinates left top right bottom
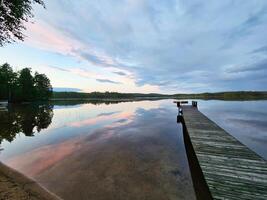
(198, 100, 267, 160)
(0, 100, 132, 145)
(0, 100, 266, 199)
(0, 100, 196, 200)
(51, 99, 136, 106)
(33, 106, 195, 200)
(0, 104, 53, 144)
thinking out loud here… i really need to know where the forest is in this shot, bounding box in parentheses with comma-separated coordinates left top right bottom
(0, 63, 52, 102)
(53, 91, 267, 101)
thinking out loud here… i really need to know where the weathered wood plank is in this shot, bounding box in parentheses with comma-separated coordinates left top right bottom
(181, 105, 267, 200)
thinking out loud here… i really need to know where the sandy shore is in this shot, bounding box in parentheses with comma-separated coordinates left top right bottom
(0, 162, 60, 200)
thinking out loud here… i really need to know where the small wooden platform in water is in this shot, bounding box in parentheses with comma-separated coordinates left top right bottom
(177, 102, 267, 200)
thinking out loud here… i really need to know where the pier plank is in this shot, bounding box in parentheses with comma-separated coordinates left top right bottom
(182, 105, 267, 200)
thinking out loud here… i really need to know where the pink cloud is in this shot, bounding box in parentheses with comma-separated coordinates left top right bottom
(25, 21, 82, 56)
(25, 21, 124, 69)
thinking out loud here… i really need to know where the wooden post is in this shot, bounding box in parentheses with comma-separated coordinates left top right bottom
(177, 107, 183, 123)
(192, 101, 198, 107)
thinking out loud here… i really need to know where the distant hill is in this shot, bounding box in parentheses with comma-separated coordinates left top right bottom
(172, 91, 267, 100)
(52, 91, 267, 101)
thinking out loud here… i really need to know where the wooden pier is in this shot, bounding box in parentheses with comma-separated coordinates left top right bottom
(175, 101, 267, 200)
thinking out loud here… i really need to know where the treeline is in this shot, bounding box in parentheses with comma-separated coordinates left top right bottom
(52, 91, 166, 99)
(173, 91, 267, 100)
(52, 91, 267, 101)
(0, 63, 52, 102)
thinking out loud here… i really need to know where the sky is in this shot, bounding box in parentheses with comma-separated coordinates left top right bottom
(1, 0, 267, 93)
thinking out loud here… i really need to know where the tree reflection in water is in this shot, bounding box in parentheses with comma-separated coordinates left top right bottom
(0, 104, 54, 144)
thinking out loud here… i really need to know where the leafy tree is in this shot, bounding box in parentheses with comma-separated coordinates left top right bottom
(1, 63, 52, 102)
(0, 63, 17, 100)
(34, 72, 52, 100)
(17, 67, 35, 101)
(0, 0, 45, 46)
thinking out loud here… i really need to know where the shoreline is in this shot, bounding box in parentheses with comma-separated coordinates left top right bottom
(0, 162, 60, 200)
(2, 95, 267, 106)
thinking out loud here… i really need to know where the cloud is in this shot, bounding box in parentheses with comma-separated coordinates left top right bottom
(25, 21, 82, 57)
(24, 0, 267, 92)
(251, 46, 267, 54)
(96, 79, 121, 84)
(48, 65, 121, 84)
(25, 21, 126, 70)
(226, 59, 267, 73)
(113, 71, 127, 76)
(78, 51, 107, 66)
(49, 66, 69, 72)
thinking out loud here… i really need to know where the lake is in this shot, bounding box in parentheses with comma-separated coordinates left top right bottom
(0, 100, 266, 200)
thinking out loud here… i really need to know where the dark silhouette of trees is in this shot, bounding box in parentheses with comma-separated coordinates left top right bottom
(0, 63, 52, 102)
(34, 72, 52, 100)
(52, 91, 166, 99)
(0, 104, 53, 144)
(0, 0, 45, 46)
(52, 91, 267, 101)
(17, 68, 35, 101)
(0, 63, 17, 100)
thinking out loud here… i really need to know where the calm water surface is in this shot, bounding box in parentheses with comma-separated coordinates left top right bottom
(0, 100, 195, 200)
(198, 100, 267, 160)
(0, 100, 267, 199)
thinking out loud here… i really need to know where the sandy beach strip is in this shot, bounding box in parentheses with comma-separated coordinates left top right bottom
(0, 162, 60, 200)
